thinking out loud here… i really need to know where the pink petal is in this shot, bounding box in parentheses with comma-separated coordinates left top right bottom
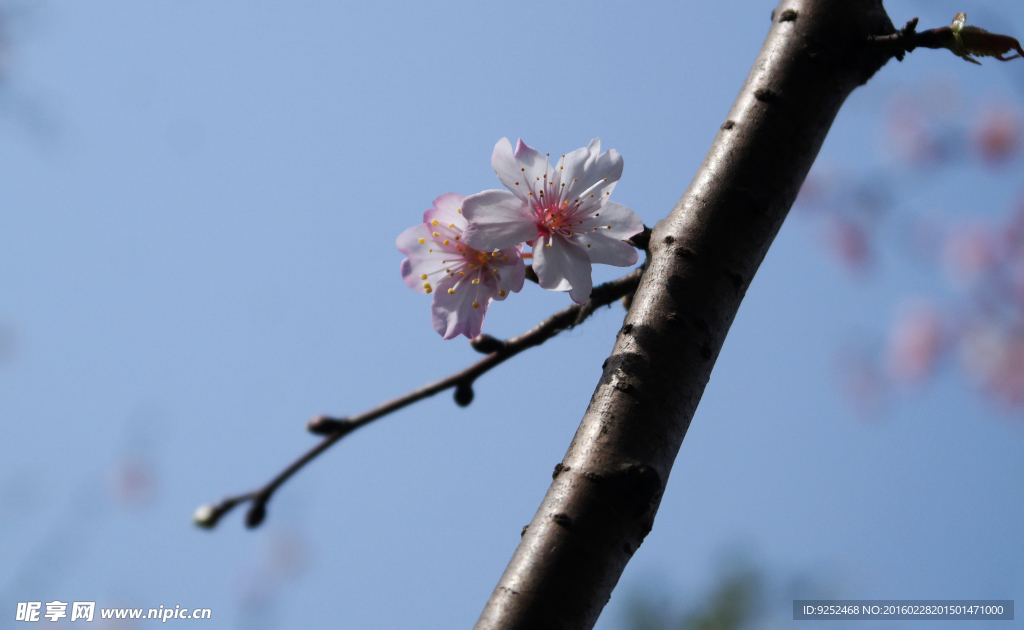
(462, 189, 540, 251)
(532, 234, 594, 303)
(491, 244, 526, 297)
(430, 273, 495, 339)
(397, 224, 461, 293)
(423, 192, 468, 230)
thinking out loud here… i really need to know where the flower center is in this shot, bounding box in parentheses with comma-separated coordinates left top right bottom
(537, 199, 582, 238)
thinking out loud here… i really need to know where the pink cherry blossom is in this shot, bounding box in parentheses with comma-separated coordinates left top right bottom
(398, 192, 526, 340)
(461, 138, 644, 304)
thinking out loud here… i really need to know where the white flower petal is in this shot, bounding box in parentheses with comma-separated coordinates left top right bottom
(576, 233, 639, 267)
(533, 234, 593, 303)
(492, 138, 552, 203)
(462, 189, 540, 251)
(576, 201, 644, 240)
(557, 138, 623, 206)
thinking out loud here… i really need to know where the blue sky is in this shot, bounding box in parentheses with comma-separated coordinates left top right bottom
(1, 1, 1022, 628)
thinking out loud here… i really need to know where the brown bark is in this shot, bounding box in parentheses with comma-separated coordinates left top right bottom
(475, 1, 897, 628)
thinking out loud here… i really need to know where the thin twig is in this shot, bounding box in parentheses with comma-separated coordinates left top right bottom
(194, 261, 647, 530)
(869, 16, 1023, 64)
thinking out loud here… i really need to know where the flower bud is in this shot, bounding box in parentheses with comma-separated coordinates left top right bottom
(192, 504, 221, 529)
(246, 502, 267, 528)
(470, 334, 505, 354)
(454, 382, 474, 407)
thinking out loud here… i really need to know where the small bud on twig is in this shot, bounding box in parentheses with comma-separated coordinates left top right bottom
(245, 501, 267, 528)
(471, 334, 506, 354)
(626, 225, 653, 251)
(192, 504, 220, 529)
(454, 382, 475, 407)
(306, 415, 352, 435)
(524, 265, 539, 284)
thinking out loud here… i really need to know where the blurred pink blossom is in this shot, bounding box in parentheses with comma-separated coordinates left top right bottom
(885, 302, 945, 383)
(973, 107, 1021, 165)
(109, 456, 158, 508)
(944, 226, 996, 285)
(824, 217, 872, 272)
(962, 324, 1024, 407)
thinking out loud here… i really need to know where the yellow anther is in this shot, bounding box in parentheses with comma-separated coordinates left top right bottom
(433, 231, 440, 237)
(528, 192, 533, 196)
(423, 282, 431, 289)
(573, 178, 577, 182)
(418, 238, 426, 244)
(521, 167, 525, 171)
(503, 255, 509, 261)
(498, 290, 506, 297)
(420, 274, 427, 280)
(432, 220, 439, 226)
(425, 287, 433, 294)
(606, 191, 610, 195)
(472, 301, 480, 309)
(457, 208, 462, 214)
(449, 223, 455, 228)
(460, 271, 465, 276)
(471, 278, 479, 284)
(455, 236, 461, 240)
(448, 288, 455, 294)
(603, 178, 607, 182)
(443, 240, 450, 245)
(546, 242, 552, 248)
(590, 194, 594, 198)
(429, 248, 434, 252)
(515, 181, 519, 185)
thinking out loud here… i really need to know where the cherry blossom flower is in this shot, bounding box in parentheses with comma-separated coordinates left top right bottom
(461, 138, 643, 304)
(398, 192, 525, 340)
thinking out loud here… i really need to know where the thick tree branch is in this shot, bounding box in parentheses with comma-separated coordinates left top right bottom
(475, 1, 898, 628)
(193, 263, 647, 530)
